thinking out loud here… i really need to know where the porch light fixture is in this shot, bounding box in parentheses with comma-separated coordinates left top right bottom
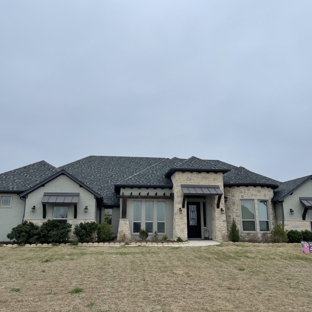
(179, 207, 182, 214)
(84, 206, 88, 213)
(31, 206, 36, 212)
(220, 208, 225, 214)
(290, 209, 294, 214)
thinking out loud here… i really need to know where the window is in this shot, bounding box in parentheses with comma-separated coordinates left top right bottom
(132, 201, 166, 234)
(53, 206, 68, 224)
(157, 202, 165, 233)
(258, 200, 269, 231)
(104, 208, 112, 225)
(241, 200, 256, 231)
(241, 200, 270, 232)
(1, 196, 12, 207)
(145, 202, 153, 233)
(133, 201, 141, 232)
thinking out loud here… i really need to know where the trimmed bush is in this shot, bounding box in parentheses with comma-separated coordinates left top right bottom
(7, 221, 40, 245)
(37, 220, 72, 244)
(73, 222, 98, 243)
(287, 230, 303, 243)
(97, 222, 114, 242)
(229, 219, 240, 242)
(301, 230, 312, 241)
(271, 223, 288, 243)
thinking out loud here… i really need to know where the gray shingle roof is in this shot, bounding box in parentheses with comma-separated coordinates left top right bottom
(223, 166, 280, 189)
(272, 175, 312, 202)
(115, 157, 184, 188)
(59, 156, 166, 205)
(165, 156, 234, 177)
(0, 161, 59, 192)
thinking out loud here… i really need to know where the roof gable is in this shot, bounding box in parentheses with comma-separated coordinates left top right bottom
(273, 175, 312, 202)
(19, 169, 102, 199)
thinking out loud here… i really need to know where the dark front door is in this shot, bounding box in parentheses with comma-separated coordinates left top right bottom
(187, 202, 201, 238)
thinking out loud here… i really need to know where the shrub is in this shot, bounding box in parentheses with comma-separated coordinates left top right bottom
(271, 223, 288, 243)
(139, 229, 148, 241)
(161, 235, 168, 243)
(287, 230, 303, 243)
(7, 221, 40, 245)
(73, 222, 98, 243)
(229, 219, 240, 242)
(37, 220, 72, 244)
(301, 230, 312, 241)
(151, 231, 159, 242)
(176, 237, 183, 242)
(97, 221, 114, 242)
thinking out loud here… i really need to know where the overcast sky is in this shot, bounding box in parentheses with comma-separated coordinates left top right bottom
(0, 1, 311, 182)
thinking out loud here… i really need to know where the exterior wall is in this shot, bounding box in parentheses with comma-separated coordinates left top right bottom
(0, 194, 25, 242)
(24, 175, 97, 227)
(282, 178, 312, 231)
(117, 187, 173, 240)
(171, 172, 227, 241)
(224, 186, 275, 241)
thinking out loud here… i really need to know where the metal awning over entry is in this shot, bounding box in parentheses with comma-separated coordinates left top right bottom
(300, 197, 312, 220)
(181, 184, 223, 208)
(42, 193, 80, 204)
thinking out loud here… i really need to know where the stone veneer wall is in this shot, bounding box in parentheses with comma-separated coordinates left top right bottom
(171, 172, 227, 241)
(284, 221, 310, 231)
(117, 219, 131, 241)
(224, 186, 275, 241)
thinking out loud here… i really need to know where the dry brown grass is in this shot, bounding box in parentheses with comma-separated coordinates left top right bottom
(0, 243, 311, 312)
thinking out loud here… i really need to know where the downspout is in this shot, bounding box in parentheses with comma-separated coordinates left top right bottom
(281, 201, 285, 230)
(21, 197, 26, 222)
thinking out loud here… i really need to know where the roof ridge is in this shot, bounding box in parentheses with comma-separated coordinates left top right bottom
(116, 158, 169, 184)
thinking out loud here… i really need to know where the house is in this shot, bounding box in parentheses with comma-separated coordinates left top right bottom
(0, 155, 311, 243)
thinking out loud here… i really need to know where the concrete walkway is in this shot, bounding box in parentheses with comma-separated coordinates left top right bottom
(173, 240, 220, 247)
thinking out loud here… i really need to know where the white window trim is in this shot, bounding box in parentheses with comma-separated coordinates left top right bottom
(0, 196, 12, 208)
(240, 199, 271, 233)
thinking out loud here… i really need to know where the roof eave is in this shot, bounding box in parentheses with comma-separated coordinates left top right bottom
(224, 183, 279, 189)
(115, 184, 173, 193)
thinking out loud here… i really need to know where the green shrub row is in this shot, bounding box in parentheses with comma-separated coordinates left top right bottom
(287, 229, 312, 243)
(7, 220, 114, 245)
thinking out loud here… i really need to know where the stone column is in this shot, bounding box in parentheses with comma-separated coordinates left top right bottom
(117, 219, 131, 241)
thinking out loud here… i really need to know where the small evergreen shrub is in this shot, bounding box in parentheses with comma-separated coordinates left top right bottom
(271, 223, 288, 243)
(151, 231, 159, 242)
(301, 230, 312, 241)
(176, 237, 183, 242)
(287, 230, 303, 243)
(73, 222, 98, 243)
(7, 221, 40, 245)
(37, 220, 72, 244)
(97, 221, 114, 242)
(161, 235, 168, 243)
(139, 229, 148, 241)
(229, 219, 240, 242)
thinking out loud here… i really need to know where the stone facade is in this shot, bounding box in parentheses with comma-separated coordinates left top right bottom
(284, 221, 311, 231)
(117, 219, 131, 241)
(224, 186, 275, 241)
(171, 171, 227, 241)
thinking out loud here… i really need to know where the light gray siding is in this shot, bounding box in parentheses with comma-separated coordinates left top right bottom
(0, 194, 25, 242)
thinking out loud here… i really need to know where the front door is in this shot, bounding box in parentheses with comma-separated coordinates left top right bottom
(187, 202, 201, 238)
